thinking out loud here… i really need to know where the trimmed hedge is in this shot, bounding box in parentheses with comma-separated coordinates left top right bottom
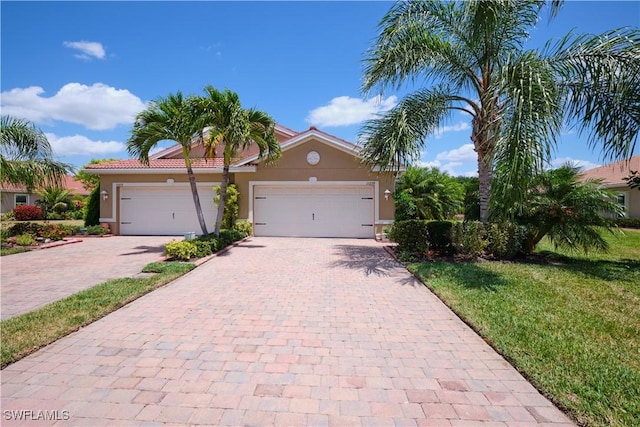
(615, 217, 640, 229)
(388, 220, 429, 254)
(426, 220, 455, 255)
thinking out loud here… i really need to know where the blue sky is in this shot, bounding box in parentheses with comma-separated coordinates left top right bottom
(2, 1, 638, 177)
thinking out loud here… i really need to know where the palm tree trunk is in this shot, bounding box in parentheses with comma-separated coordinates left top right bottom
(214, 164, 230, 237)
(472, 115, 494, 224)
(186, 164, 209, 236)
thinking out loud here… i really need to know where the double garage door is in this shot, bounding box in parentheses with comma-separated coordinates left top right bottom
(253, 185, 374, 238)
(119, 185, 217, 236)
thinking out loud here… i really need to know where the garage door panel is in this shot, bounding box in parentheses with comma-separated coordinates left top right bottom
(254, 185, 374, 238)
(120, 186, 217, 235)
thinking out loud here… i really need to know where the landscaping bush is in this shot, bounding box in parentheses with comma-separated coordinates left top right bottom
(164, 240, 197, 260)
(14, 205, 43, 221)
(615, 217, 640, 229)
(1, 210, 15, 221)
(15, 234, 36, 246)
(426, 220, 455, 255)
(394, 190, 417, 221)
(39, 224, 69, 241)
(7, 222, 43, 237)
(86, 225, 109, 236)
(388, 220, 429, 253)
(453, 221, 487, 258)
(84, 187, 100, 227)
(192, 240, 213, 258)
(233, 220, 253, 237)
(214, 184, 239, 230)
(485, 222, 528, 259)
(217, 229, 245, 248)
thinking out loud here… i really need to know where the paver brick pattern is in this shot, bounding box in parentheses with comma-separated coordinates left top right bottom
(0, 237, 575, 426)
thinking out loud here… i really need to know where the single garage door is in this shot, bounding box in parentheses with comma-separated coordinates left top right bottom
(253, 185, 374, 238)
(120, 185, 217, 235)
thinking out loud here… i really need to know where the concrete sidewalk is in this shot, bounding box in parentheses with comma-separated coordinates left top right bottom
(0, 237, 574, 426)
(0, 236, 180, 320)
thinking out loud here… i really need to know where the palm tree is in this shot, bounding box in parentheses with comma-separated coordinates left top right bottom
(360, 0, 639, 223)
(513, 163, 623, 254)
(198, 86, 281, 237)
(37, 186, 72, 218)
(127, 92, 210, 235)
(395, 166, 464, 220)
(1, 115, 71, 192)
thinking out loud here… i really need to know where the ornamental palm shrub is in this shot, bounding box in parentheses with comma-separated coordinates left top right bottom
(511, 164, 623, 254)
(395, 166, 464, 220)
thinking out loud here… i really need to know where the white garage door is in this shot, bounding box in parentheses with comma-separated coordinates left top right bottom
(253, 185, 374, 238)
(120, 185, 217, 235)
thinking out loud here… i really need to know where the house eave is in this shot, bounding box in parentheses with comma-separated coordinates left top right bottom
(82, 166, 257, 175)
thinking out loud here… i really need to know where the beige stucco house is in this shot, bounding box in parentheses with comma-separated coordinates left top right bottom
(580, 155, 640, 218)
(0, 175, 88, 214)
(84, 125, 396, 237)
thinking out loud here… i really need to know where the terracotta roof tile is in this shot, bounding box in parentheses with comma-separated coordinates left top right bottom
(0, 175, 89, 195)
(580, 155, 640, 186)
(85, 158, 226, 170)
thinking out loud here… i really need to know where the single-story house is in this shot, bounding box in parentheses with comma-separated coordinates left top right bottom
(580, 155, 640, 218)
(84, 125, 397, 238)
(0, 175, 89, 214)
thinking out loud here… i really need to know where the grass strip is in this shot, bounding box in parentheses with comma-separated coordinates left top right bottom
(0, 247, 30, 256)
(0, 261, 195, 368)
(408, 231, 640, 427)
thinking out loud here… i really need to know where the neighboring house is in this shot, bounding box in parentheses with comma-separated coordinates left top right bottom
(580, 155, 640, 218)
(0, 175, 89, 214)
(84, 125, 397, 237)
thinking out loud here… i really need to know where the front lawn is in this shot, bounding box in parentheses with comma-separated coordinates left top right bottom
(408, 230, 640, 427)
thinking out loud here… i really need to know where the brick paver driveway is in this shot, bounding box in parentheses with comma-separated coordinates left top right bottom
(0, 237, 574, 426)
(0, 236, 179, 320)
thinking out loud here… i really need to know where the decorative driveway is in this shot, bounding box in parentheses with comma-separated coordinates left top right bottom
(0, 237, 574, 426)
(0, 236, 180, 320)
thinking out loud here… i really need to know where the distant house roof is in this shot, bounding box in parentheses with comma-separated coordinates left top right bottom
(0, 175, 90, 195)
(580, 155, 640, 187)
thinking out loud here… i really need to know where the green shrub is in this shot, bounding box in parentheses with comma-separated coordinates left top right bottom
(69, 210, 84, 220)
(39, 224, 69, 241)
(218, 229, 245, 248)
(615, 217, 640, 229)
(1, 210, 15, 221)
(86, 225, 108, 236)
(15, 234, 36, 246)
(485, 222, 528, 259)
(0, 228, 9, 242)
(394, 190, 417, 221)
(46, 212, 65, 220)
(426, 220, 455, 255)
(14, 205, 43, 221)
(453, 221, 487, 257)
(233, 220, 253, 237)
(214, 184, 239, 230)
(192, 240, 213, 258)
(7, 222, 43, 237)
(84, 187, 100, 227)
(388, 220, 429, 253)
(164, 240, 197, 260)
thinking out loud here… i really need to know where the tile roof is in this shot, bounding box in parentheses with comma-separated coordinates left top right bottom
(580, 155, 640, 186)
(0, 175, 89, 195)
(85, 158, 226, 170)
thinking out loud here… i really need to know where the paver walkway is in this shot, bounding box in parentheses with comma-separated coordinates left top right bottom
(0, 237, 574, 426)
(0, 236, 179, 320)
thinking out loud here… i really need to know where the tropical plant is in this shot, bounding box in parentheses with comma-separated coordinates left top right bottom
(213, 183, 239, 230)
(512, 164, 623, 254)
(359, 0, 640, 223)
(395, 166, 464, 220)
(1, 116, 72, 191)
(127, 92, 210, 235)
(36, 186, 72, 219)
(198, 86, 281, 236)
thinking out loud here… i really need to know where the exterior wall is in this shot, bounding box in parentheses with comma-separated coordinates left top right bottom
(611, 185, 640, 218)
(0, 192, 41, 214)
(234, 138, 396, 235)
(98, 172, 224, 235)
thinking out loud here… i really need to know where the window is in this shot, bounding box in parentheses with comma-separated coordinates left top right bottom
(616, 192, 629, 217)
(14, 194, 28, 208)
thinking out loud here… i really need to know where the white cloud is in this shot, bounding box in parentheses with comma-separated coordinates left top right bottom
(550, 157, 600, 171)
(46, 133, 125, 156)
(63, 41, 106, 60)
(434, 121, 470, 139)
(1, 83, 146, 130)
(306, 95, 397, 127)
(435, 143, 477, 163)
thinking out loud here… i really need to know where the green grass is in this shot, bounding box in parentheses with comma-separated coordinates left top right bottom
(408, 230, 640, 427)
(0, 247, 30, 256)
(0, 261, 195, 368)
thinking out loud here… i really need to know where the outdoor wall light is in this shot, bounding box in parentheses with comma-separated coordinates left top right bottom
(384, 189, 391, 200)
(101, 190, 108, 200)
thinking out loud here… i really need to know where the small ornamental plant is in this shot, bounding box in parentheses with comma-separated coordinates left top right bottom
(14, 205, 43, 221)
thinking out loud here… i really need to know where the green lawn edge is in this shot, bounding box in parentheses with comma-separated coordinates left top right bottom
(406, 231, 640, 427)
(0, 261, 195, 368)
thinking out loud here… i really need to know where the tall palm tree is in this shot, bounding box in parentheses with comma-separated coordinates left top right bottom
(360, 0, 639, 222)
(1, 115, 71, 192)
(127, 92, 210, 235)
(198, 86, 281, 237)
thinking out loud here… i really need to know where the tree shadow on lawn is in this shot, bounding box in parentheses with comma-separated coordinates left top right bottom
(533, 251, 640, 283)
(409, 261, 511, 292)
(330, 244, 419, 286)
